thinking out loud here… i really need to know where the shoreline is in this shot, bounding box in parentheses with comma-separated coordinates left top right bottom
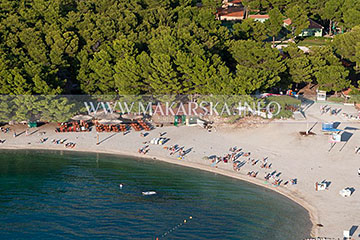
(0, 144, 319, 237)
(3, 102, 360, 240)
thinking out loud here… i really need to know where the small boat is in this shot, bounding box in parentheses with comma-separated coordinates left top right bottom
(142, 191, 157, 196)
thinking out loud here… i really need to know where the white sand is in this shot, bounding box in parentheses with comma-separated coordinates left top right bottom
(0, 102, 359, 239)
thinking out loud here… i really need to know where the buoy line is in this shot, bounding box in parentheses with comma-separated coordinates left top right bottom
(156, 216, 193, 239)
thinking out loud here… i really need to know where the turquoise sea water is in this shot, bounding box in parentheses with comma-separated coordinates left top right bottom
(0, 150, 311, 239)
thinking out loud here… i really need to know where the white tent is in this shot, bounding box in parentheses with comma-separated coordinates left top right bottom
(122, 113, 143, 120)
(91, 111, 120, 120)
(72, 115, 93, 121)
(98, 119, 122, 125)
(329, 132, 342, 143)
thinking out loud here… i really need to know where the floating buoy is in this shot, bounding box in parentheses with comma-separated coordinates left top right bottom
(189, 216, 192, 219)
(119, 184, 123, 189)
(184, 220, 187, 223)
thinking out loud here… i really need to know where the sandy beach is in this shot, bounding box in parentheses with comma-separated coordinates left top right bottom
(1, 101, 359, 239)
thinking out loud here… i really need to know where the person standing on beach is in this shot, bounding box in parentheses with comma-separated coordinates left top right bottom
(13, 131, 16, 138)
(358, 168, 360, 176)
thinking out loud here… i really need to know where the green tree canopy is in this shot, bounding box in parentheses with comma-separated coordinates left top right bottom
(265, 7, 283, 47)
(228, 40, 286, 94)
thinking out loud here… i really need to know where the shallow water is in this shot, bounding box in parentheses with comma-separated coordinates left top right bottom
(0, 150, 311, 239)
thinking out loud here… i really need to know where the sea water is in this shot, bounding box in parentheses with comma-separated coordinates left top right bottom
(0, 150, 311, 239)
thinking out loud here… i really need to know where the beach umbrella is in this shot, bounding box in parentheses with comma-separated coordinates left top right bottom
(71, 114, 93, 121)
(98, 119, 123, 125)
(121, 113, 135, 120)
(122, 113, 143, 120)
(92, 112, 120, 120)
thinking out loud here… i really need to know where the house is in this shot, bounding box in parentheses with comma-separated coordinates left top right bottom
(283, 18, 324, 37)
(222, 0, 243, 8)
(216, 7, 245, 21)
(248, 14, 269, 23)
(342, 88, 352, 100)
(316, 89, 327, 101)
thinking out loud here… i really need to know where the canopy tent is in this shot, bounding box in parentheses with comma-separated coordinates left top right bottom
(98, 119, 123, 125)
(121, 113, 143, 120)
(322, 122, 341, 133)
(329, 132, 342, 143)
(71, 115, 93, 121)
(91, 112, 120, 120)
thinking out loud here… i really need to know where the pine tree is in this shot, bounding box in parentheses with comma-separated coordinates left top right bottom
(265, 7, 283, 47)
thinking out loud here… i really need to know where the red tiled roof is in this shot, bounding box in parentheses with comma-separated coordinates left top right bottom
(308, 19, 324, 29)
(230, 0, 242, 3)
(283, 18, 292, 25)
(217, 7, 245, 18)
(249, 14, 269, 19)
(283, 18, 323, 29)
(342, 88, 352, 96)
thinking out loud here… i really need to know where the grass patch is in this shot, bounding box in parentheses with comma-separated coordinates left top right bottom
(297, 38, 331, 47)
(265, 95, 301, 119)
(266, 95, 301, 106)
(327, 96, 345, 103)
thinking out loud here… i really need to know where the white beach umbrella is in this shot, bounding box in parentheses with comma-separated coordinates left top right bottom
(122, 113, 143, 120)
(71, 115, 93, 121)
(98, 119, 123, 125)
(92, 112, 120, 120)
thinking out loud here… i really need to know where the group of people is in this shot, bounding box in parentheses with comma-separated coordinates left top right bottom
(260, 157, 272, 169)
(320, 105, 341, 116)
(216, 147, 250, 165)
(51, 139, 66, 144)
(210, 146, 298, 188)
(247, 171, 258, 177)
(164, 145, 189, 160)
(0, 127, 10, 133)
(65, 142, 76, 148)
(341, 112, 360, 120)
(354, 146, 360, 154)
(138, 145, 149, 154)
